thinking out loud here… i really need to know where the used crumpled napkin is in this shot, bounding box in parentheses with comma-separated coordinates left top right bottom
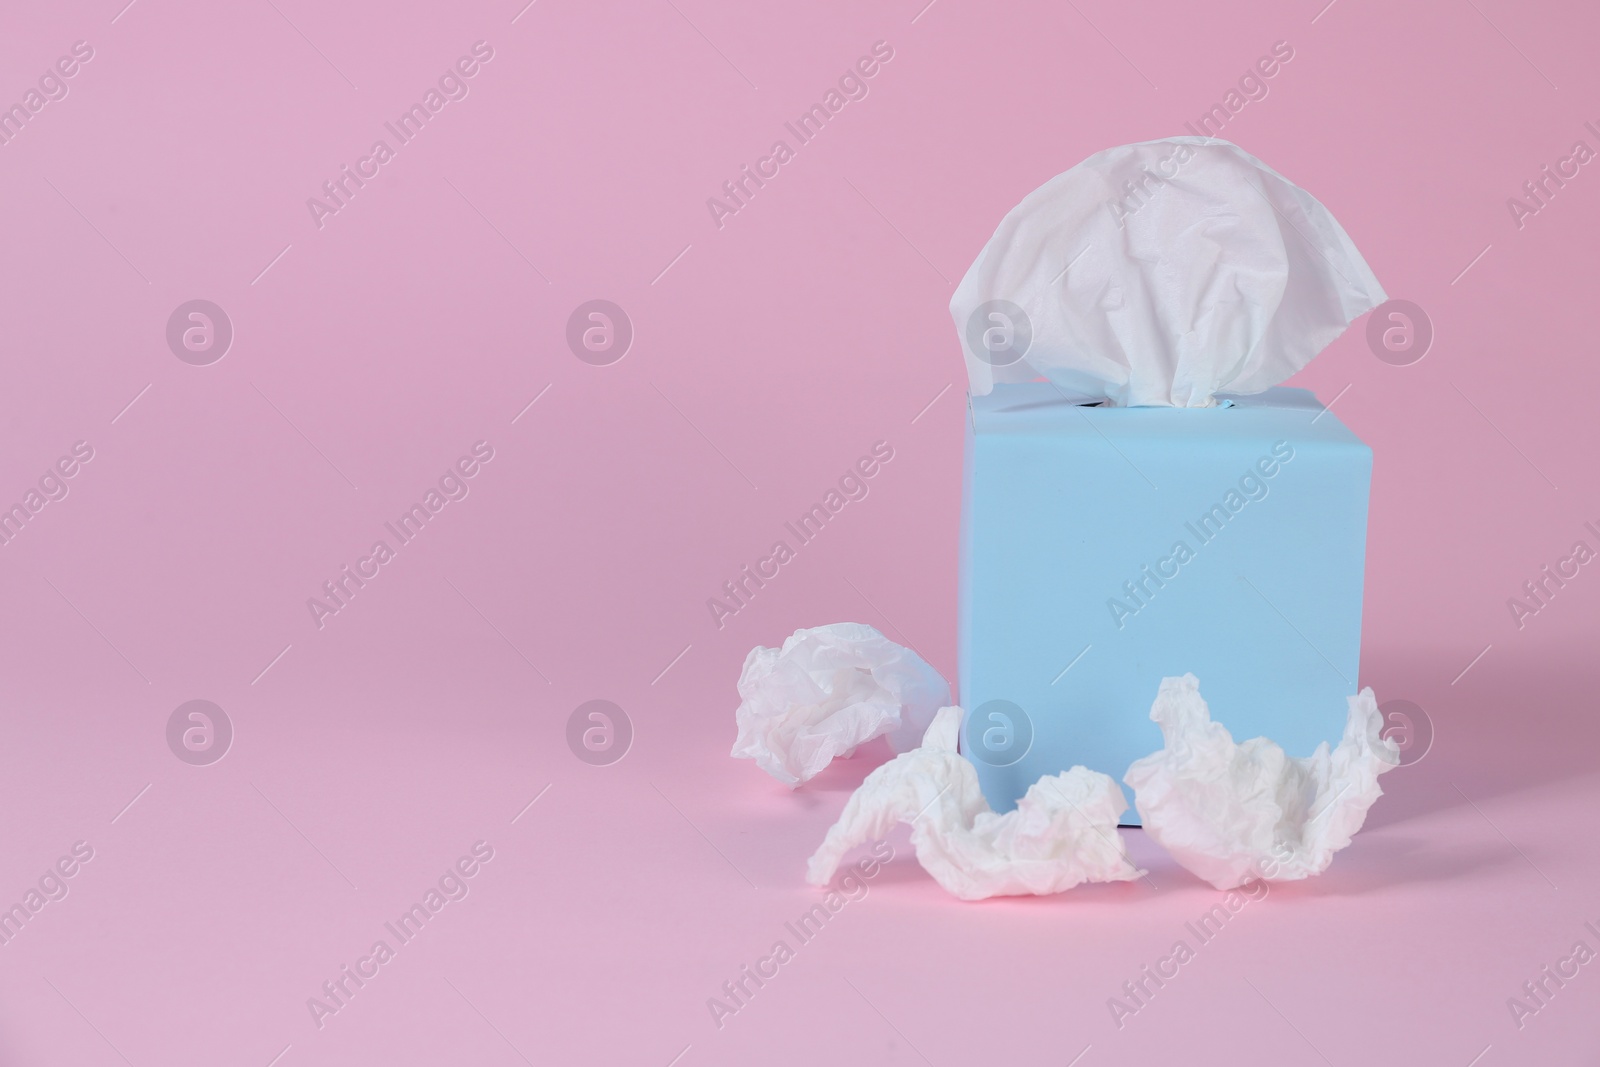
(806, 706, 1144, 900)
(731, 623, 951, 787)
(1123, 674, 1399, 890)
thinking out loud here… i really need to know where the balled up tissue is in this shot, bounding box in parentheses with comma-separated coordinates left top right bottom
(950, 136, 1386, 407)
(731, 623, 952, 788)
(1123, 674, 1399, 890)
(807, 707, 1144, 900)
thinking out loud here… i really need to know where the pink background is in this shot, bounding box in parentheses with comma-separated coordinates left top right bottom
(2, 0, 1598, 1063)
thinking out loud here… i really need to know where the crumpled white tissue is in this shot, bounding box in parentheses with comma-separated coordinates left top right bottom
(1123, 674, 1399, 890)
(731, 623, 952, 788)
(950, 137, 1387, 407)
(806, 706, 1144, 900)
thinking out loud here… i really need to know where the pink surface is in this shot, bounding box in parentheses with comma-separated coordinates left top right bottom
(1, 0, 1597, 1064)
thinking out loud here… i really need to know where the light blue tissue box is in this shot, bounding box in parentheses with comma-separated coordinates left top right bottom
(957, 384, 1371, 825)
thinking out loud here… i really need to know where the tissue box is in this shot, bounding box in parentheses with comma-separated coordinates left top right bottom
(958, 384, 1371, 824)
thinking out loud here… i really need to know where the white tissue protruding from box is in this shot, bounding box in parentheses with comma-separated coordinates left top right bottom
(731, 623, 952, 788)
(1123, 674, 1399, 890)
(806, 707, 1144, 900)
(950, 137, 1387, 407)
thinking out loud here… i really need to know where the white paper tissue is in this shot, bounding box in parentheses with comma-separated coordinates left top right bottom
(950, 137, 1386, 407)
(807, 707, 1144, 900)
(731, 623, 952, 787)
(1123, 674, 1399, 890)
